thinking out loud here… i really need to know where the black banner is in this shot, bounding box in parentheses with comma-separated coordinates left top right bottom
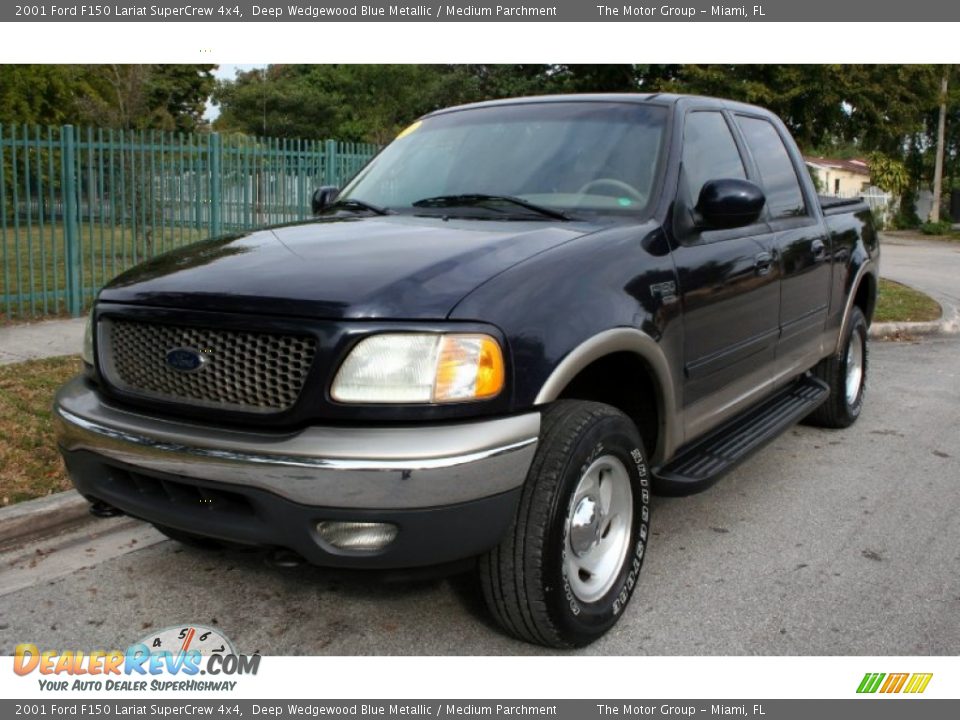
(3, 0, 959, 22)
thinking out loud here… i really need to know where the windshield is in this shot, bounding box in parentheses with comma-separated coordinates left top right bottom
(337, 101, 668, 218)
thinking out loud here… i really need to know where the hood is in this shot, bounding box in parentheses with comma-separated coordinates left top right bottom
(98, 215, 597, 319)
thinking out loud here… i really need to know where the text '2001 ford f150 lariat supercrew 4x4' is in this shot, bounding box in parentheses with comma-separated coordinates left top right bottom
(55, 94, 878, 648)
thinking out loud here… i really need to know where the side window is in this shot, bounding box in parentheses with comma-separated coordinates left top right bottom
(681, 111, 746, 203)
(736, 116, 807, 219)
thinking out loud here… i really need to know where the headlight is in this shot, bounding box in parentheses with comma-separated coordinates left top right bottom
(331, 333, 505, 404)
(82, 308, 95, 366)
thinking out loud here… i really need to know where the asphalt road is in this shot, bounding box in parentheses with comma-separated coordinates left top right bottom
(880, 233, 960, 314)
(1, 237, 958, 656)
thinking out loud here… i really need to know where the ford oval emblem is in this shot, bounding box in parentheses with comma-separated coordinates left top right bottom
(165, 347, 206, 373)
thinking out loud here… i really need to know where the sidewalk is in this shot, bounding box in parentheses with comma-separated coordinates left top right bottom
(0, 317, 86, 365)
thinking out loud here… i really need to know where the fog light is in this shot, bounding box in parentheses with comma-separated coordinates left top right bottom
(316, 521, 398, 552)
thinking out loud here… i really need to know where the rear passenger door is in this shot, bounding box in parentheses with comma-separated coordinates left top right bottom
(733, 114, 831, 374)
(671, 110, 781, 442)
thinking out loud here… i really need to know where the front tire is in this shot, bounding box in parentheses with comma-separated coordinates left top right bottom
(479, 401, 651, 648)
(807, 305, 868, 428)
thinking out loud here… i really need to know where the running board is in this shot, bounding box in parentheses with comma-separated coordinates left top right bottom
(653, 375, 830, 496)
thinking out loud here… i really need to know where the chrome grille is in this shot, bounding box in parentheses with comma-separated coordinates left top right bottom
(99, 318, 317, 414)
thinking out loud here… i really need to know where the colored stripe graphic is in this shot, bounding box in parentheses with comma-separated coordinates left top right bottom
(880, 673, 909, 693)
(857, 673, 885, 693)
(903, 673, 933, 694)
(857, 672, 932, 694)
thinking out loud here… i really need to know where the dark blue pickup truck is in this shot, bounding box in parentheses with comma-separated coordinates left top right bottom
(55, 94, 878, 648)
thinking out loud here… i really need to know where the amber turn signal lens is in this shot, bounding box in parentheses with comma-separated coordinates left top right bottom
(433, 334, 505, 402)
(474, 336, 506, 399)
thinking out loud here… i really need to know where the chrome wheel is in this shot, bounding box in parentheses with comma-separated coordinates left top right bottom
(845, 329, 864, 406)
(564, 454, 633, 603)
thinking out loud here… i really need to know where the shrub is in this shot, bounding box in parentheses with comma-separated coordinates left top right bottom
(867, 152, 909, 196)
(920, 221, 953, 235)
(893, 187, 921, 229)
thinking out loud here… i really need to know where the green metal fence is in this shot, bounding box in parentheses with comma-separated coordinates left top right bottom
(0, 124, 378, 321)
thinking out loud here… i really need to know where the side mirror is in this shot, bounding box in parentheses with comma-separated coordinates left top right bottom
(696, 178, 765, 230)
(311, 186, 340, 215)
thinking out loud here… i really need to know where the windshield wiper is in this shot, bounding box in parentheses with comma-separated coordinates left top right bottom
(324, 198, 393, 216)
(411, 194, 570, 221)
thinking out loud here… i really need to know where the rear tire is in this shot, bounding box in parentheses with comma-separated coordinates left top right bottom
(479, 400, 651, 648)
(807, 305, 868, 428)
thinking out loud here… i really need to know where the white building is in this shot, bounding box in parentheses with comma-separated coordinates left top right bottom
(804, 156, 871, 197)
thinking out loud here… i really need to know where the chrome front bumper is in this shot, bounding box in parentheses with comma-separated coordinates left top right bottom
(54, 376, 540, 510)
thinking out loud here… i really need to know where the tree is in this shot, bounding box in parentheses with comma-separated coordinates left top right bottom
(930, 69, 949, 222)
(210, 62, 952, 210)
(838, 65, 941, 155)
(213, 65, 457, 142)
(633, 64, 941, 154)
(212, 66, 333, 139)
(75, 64, 215, 132)
(867, 152, 910, 196)
(0, 64, 215, 131)
(454, 64, 640, 98)
(0, 65, 80, 125)
(211, 64, 642, 142)
(143, 65, 217, 132)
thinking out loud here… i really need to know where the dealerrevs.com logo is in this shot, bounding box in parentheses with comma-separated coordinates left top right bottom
(13, 625, 260, 692)
(857, 672, 933, 694)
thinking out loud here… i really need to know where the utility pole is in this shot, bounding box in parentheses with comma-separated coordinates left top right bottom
(930, 69, 948, 223)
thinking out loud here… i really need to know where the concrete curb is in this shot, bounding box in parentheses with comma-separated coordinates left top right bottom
(0, 490, 90, 545)
(870, 298, 960, 340)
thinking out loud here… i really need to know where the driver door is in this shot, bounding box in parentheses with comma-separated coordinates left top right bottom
(671, 110, 781, 442)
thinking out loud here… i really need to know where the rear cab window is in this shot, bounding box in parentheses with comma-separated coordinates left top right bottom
(735, 115, 808, 220)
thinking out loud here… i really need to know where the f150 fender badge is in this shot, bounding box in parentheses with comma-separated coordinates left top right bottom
(650, 280, 678, 304)
(165, 347, 206, 373)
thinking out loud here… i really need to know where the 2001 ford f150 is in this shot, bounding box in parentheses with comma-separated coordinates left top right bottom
(55, 94, 878, 648)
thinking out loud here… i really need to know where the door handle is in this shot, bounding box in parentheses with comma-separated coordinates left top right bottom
(812, 238, 827, 260)
(754, 251, 773, 276)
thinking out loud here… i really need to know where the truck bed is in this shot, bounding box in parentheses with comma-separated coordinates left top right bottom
(819, 195, 869, 217)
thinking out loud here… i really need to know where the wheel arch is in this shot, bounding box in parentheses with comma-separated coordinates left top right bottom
(835, 262, 878, 354)
(854, 271, 877, 325)
(533, 328, 679, 465)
